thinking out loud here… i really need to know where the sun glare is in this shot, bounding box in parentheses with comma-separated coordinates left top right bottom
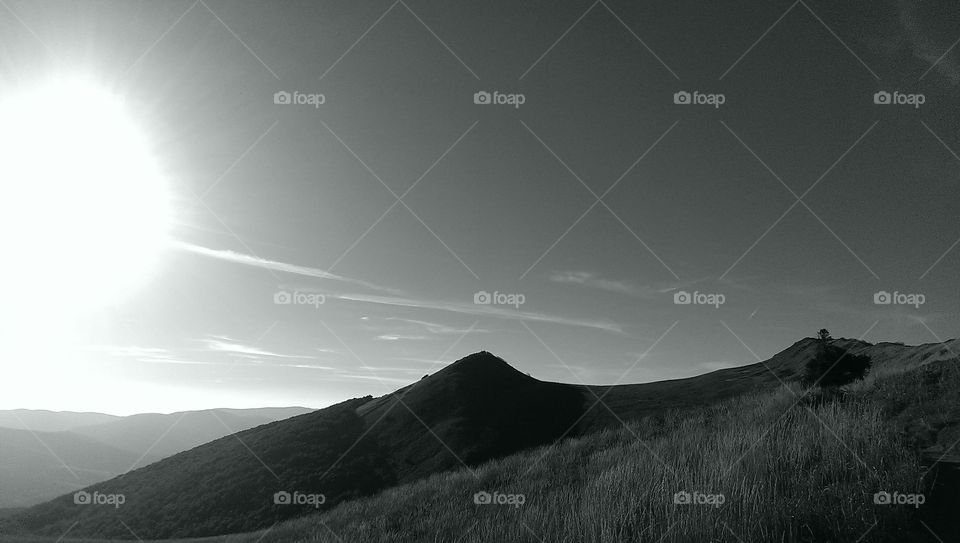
(0, 76, 172, 317)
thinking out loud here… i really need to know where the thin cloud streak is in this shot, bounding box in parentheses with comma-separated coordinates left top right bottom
(172, 241, 402, 295)
(335, 292, 624, 333)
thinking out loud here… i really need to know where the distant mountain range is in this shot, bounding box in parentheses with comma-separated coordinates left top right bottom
(0, 407, 312, 508)
(2, 338, 957, 539)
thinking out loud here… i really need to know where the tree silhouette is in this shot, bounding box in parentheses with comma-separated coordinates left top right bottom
(802, 339, 871, 388)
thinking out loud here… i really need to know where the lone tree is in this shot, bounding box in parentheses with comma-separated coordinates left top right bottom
(802, 330, 871, 388)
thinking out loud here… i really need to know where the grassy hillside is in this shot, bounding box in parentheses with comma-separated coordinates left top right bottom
(202, 359, 960, 543)
(3, 341, 956, 541)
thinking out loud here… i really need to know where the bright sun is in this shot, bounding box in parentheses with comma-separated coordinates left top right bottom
(0, 76, 172, 317)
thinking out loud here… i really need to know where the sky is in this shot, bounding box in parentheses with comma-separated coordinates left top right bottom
(0, 0, 958, 415)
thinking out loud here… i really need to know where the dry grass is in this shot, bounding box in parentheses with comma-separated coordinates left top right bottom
(10, 362, 955, 543)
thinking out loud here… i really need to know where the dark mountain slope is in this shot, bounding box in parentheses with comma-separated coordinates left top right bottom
(4, 340, 956, 539)
(1, 352, 589, 539)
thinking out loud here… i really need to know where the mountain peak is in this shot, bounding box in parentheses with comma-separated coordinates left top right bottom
(442, 351, 529, 379)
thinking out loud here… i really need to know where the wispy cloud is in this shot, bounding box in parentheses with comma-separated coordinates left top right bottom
(335, 292, 624, 333)
(172, 241, 402, 294)
(897, 0, 960, 82)
(375, 334, 429, 341)
(383, 317, 488, 335)
(549, 271, 671, 297)
(201, 338, 314, 360)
